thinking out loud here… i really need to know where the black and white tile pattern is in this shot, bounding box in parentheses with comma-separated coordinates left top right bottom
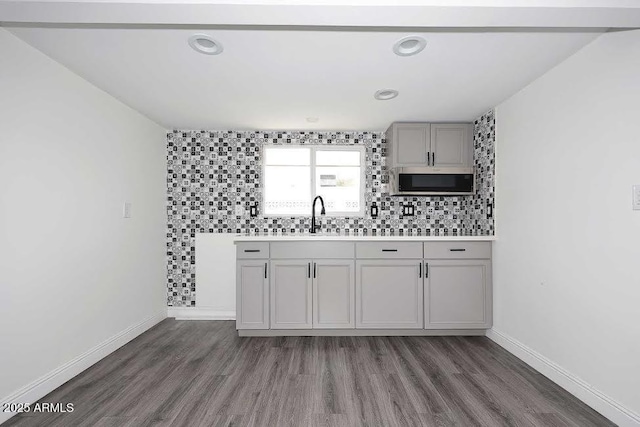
(166, 110, 495, 306)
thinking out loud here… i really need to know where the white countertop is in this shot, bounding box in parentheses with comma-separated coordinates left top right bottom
(234, 234, 495, 242)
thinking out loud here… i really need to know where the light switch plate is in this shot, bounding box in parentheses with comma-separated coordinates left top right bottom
(370, 203, 379, 218)
(235, 205, 244, 216)
(123, 202, 132, 219)
(633, 185, 640, 210)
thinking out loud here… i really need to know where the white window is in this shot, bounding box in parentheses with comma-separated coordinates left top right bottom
(263, 145, 365, 216)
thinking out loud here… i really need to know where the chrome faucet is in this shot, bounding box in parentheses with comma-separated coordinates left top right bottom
(310, 196, 326, 234)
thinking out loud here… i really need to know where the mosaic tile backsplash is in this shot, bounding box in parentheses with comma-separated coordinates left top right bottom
(167, 110, 495, 306)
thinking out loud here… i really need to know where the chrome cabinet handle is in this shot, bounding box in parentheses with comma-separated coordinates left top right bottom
(264, 263, 267, 279)
(313, 263, 316, 279)
(308, 263, 311, 278)
(449, 248, 466, 252)
(419, 262, 422, 278)
(382, 249, 398, 252)
(425, 263, 429, 278)
(244, 249, 260, 253)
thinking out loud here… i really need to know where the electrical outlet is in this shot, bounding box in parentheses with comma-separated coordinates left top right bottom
(402, 204, 415, 216)
(122, 202, 132, 219)
(250, 205, 258, 217)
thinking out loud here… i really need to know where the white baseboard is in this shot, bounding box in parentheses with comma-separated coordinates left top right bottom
(167, 307, 236, 320)
(486, 328, 640, 427)
(0, 309, 167, 425)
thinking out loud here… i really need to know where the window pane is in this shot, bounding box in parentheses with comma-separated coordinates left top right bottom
(265, 147, 310, 166)
(315, 166, 361, 213)
(315, 150, 361, 166)
(264, 165, 311, 215)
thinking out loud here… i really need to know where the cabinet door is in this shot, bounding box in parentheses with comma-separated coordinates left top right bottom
(430, 123, 472, 167)
(391, 123, 430, 167)
(356, 260, 424, 329)
(313, 260, 355, 329)
(270, 260, 313, 329)
(425, 260, 492, 329)
(236, 260, 269, 330)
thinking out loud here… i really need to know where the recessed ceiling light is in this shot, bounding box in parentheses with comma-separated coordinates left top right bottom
(374, 89, 399, 101)
(306, 117, 319, 123)
(393, 36, 427, 57)
(188, 34, 223, 55)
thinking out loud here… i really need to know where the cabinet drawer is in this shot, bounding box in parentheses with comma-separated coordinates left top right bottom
(270, 242, 354, 259)
(423, 242, 491, 259)
(236, 242, 270, 259)
(356, 242, 422, 259)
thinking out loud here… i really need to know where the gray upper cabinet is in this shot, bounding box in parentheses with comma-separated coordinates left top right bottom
(386, 122, 473, 168)
(386, 123, 431, 168)
(430, 123, 473, 167)
(270, 259, 313, 329)
(313, 260, 355, 329)
(236, 260, 269, 330)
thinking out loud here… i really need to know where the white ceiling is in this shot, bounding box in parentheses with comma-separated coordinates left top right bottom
(9, 26, 602, 130)
(7, 0, 633, 130)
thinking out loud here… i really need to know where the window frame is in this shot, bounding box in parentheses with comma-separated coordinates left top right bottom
(262, 144, 366, 218)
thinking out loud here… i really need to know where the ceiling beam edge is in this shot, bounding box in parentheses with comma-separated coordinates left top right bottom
(1, 3, 640, 28)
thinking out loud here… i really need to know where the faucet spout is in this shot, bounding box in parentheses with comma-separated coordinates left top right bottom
(310, 196, 326, 234)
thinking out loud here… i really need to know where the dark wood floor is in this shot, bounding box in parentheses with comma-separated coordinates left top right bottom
(4, 320, 614, 427)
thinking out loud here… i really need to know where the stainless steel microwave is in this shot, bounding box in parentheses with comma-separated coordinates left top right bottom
(389, 167, 475, 196)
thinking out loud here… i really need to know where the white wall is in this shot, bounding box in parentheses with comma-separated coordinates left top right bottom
(0, 28, 167, 416)
(193, 233, 236, 316)
(494, 29, 640, 425)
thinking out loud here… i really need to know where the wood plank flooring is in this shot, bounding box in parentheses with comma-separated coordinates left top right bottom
(4, 320, 614, 427)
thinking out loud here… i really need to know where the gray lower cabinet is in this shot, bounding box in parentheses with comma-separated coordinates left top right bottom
(236, 260, 269, 330)
(313, 260, 355, 329)
(356, 260, 424, 329)
(236, 240, 493, 333)
(270, 259, 313, 329)
(424, 259, 492, 329)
